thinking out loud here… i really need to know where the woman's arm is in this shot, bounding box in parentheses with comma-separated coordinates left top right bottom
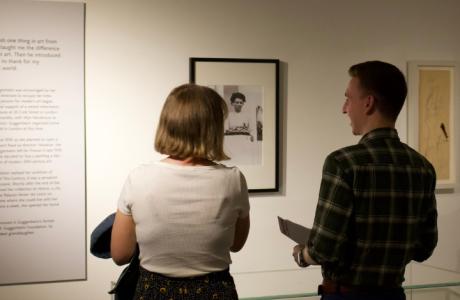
(110, 209, 137, 265)
(230, 215, 250, 252)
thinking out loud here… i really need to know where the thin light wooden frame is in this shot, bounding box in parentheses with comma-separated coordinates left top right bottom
(407, 61, 459, 190)
(190, 57, 280, 193)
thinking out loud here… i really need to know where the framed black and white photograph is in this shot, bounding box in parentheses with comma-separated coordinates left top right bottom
(190, 58, 279, 192)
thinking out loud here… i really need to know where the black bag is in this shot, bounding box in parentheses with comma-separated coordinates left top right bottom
(90, 213, 140, 300)
(109, 247, 140, 300)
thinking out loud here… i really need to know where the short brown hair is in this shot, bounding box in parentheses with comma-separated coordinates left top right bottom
(348, 61, 407, 121)
(155, 84, 229, 161)
(230, 92, 246, 103)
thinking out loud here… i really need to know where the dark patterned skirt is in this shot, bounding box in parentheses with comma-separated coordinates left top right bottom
(134, 266, 239, 300)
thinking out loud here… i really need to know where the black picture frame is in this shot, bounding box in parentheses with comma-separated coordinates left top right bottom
(190, 57, 280, 193)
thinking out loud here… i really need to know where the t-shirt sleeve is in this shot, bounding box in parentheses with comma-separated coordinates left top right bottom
(236, 169, 250, 218)
(117, 174, 134, 216)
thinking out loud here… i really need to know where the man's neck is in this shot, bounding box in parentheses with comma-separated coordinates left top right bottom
(360, 116, 395, 136)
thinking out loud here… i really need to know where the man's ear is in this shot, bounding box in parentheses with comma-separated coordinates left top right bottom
(364, 94, 376, 115)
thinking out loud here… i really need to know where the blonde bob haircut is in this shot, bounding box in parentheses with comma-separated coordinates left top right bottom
(155, 84, 229, 161)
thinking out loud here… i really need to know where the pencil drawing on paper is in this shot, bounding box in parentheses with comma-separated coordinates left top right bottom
(418, 68, 451, 180)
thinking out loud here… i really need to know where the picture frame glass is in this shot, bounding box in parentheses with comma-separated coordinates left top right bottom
(408, 61, 458, 190)
(190, 58, 279, 192)
(418, 67, 452, 182)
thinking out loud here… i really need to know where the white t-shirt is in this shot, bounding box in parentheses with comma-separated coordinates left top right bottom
(118, 161, 250, 277)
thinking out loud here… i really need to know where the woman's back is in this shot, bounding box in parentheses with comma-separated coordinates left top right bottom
(118, 161, 249, 277)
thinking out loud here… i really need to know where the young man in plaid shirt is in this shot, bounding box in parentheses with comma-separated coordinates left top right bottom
(292, 61, 438, 300)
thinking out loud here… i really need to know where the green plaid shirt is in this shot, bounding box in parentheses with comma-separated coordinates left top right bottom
(307, 128, 438, 287)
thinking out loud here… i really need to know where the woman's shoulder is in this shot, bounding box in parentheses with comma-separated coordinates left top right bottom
(215, 164, 247, 182)
(214, 163, 242, 172)
(126, 161, 245, 180)
(124, 161, 163, 178)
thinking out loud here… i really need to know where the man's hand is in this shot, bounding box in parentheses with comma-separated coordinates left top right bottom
(292, 244, 309, 268)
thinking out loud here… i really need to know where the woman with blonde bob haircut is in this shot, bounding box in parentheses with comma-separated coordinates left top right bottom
(155, 83, 229, 162)
(111, 83, 250, 300)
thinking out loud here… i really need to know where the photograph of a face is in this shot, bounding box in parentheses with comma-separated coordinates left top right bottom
(210, 85, 264, 166)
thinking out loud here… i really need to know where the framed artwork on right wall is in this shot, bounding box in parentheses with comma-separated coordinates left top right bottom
(407, 61, 459, 190)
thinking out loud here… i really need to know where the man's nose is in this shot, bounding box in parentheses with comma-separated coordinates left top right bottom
(342, 101, 347, 114)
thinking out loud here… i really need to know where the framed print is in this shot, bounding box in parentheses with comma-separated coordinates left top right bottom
(407, 61, 459, 190)
(190, 58, 279, 192)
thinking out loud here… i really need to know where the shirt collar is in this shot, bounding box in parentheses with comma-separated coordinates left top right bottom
(359, 127, 400, 144)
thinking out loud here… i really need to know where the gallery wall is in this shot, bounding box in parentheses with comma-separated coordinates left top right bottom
(1, 0, 460, 299)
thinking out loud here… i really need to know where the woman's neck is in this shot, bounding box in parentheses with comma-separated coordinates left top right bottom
(163, 156, 215, 166)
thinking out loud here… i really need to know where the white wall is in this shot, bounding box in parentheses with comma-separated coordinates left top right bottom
(1, 0, 460, 299)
